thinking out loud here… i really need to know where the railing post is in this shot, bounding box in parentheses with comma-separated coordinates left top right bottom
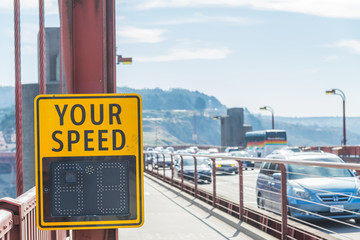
(211, 158, 216, 207)
(279, 163, 288, 240)
(181, 156, 184, 190)
(156, 154, 159, 175)
(162, 154, 166, 180)
(237, 160, 244, 221)
(170, 155, 174, 185)
(193, 156, 198, 197)
(143, 153, 146, 170)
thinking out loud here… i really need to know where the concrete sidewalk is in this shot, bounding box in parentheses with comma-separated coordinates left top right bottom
(118, 174, 275, 240)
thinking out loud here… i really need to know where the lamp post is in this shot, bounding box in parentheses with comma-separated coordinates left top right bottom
(326, 88, 346, 145)
(260, 106, 274, 129)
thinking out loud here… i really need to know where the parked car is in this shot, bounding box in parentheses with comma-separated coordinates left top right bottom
(186, 146, 199, 154)
(196, 150, 210, 155)
(166, 146, 174, 153)
(224, 147, 240, 153)
(230, 150, 254, 170)
(256, 150, 360, 223)
(154, 146, 164, 151)
(212, 153, 239, 174)
(174, 156, 212, 184)
(208, 148, 219, 154)
(279, 146, 302, 152)
(153, 150, 172, 168)
(145, 150, 156, 165)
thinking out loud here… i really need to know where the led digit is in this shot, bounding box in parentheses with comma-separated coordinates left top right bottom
(53, 163, 84, 216)
(96, 162, 128, 214)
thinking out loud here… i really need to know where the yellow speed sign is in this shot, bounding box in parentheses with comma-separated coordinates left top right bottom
(34, 94, 143, 230)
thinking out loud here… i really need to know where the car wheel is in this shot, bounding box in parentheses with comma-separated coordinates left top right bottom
(245, 167, 248, 170)
(235, 170, 239, 174)
(257, 193, 265, 209)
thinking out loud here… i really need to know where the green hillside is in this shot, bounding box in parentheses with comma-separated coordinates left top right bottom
(1, 86, 360, 146)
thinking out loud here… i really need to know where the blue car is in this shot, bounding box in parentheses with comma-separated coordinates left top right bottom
(256, 150, 360, 223)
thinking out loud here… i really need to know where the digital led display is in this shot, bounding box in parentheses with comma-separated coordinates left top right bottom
(50, 158, 129, 217)
(41, 156, 138, 225)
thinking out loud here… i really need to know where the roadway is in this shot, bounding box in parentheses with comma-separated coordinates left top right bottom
(150, 166, 360, 240)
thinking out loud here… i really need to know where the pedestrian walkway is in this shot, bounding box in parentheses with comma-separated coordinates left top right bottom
(118, 174, 275, 240)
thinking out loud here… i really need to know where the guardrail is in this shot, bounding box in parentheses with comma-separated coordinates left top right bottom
(145, 151, 360, 240)
(0, 187, 67, 240)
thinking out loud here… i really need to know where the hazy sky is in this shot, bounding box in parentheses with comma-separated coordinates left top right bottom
(0, 0, 360, 117)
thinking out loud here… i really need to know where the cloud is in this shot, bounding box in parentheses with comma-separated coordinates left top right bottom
(304, 68, 319, 74)
(324, 55, 340, 61)
(117, 27, 167, 43)
(151, 13, 260, 25)
(0, 0, 59, 14)
(136, 47, 231, 62)
(330, 40, 360, 54)
(136, 0, 360, 19)
(0, 0, 35, 10)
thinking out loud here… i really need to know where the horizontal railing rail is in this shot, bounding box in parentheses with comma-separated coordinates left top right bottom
(0, 187, 68, 240)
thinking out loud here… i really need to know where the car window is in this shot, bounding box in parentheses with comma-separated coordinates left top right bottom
(268, 163, 279, 175)
(260, 162, 270, 175)
(260, 163, 279, 176)
(288, 164, 353, 179)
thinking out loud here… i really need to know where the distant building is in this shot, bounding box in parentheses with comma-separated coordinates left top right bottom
(220, 108, 252, 148)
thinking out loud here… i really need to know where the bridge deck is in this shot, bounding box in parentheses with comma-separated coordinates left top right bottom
(118, 174, 275, 240)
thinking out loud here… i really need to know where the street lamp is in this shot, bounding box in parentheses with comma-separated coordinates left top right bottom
(326, 88, 346, 145)
(260, 106, 274, 129)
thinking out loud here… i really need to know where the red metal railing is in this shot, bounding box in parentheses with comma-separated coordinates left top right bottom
(0, 209, 13, 240)
(0, 188, 67, 240)
(145, 151, 360, 240)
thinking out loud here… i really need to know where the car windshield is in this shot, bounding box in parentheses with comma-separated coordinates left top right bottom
(288, 158, 353, 179)
(183, 158, 209, 166)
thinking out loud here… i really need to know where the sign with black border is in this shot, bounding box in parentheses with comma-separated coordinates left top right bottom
(35, 94, 143, 230)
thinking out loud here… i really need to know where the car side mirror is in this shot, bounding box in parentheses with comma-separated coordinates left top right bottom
(272, 173, 281, 181)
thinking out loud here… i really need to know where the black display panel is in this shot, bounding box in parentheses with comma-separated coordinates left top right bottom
(50, 161, 129, 217)
(41, 156, 137, 223)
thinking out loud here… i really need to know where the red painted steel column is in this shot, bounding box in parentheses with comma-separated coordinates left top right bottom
(14, 0, 24, 197)
(59, 0, 116, 94)
(59, 0, 116, 239)
(39, 0, 46, 94)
